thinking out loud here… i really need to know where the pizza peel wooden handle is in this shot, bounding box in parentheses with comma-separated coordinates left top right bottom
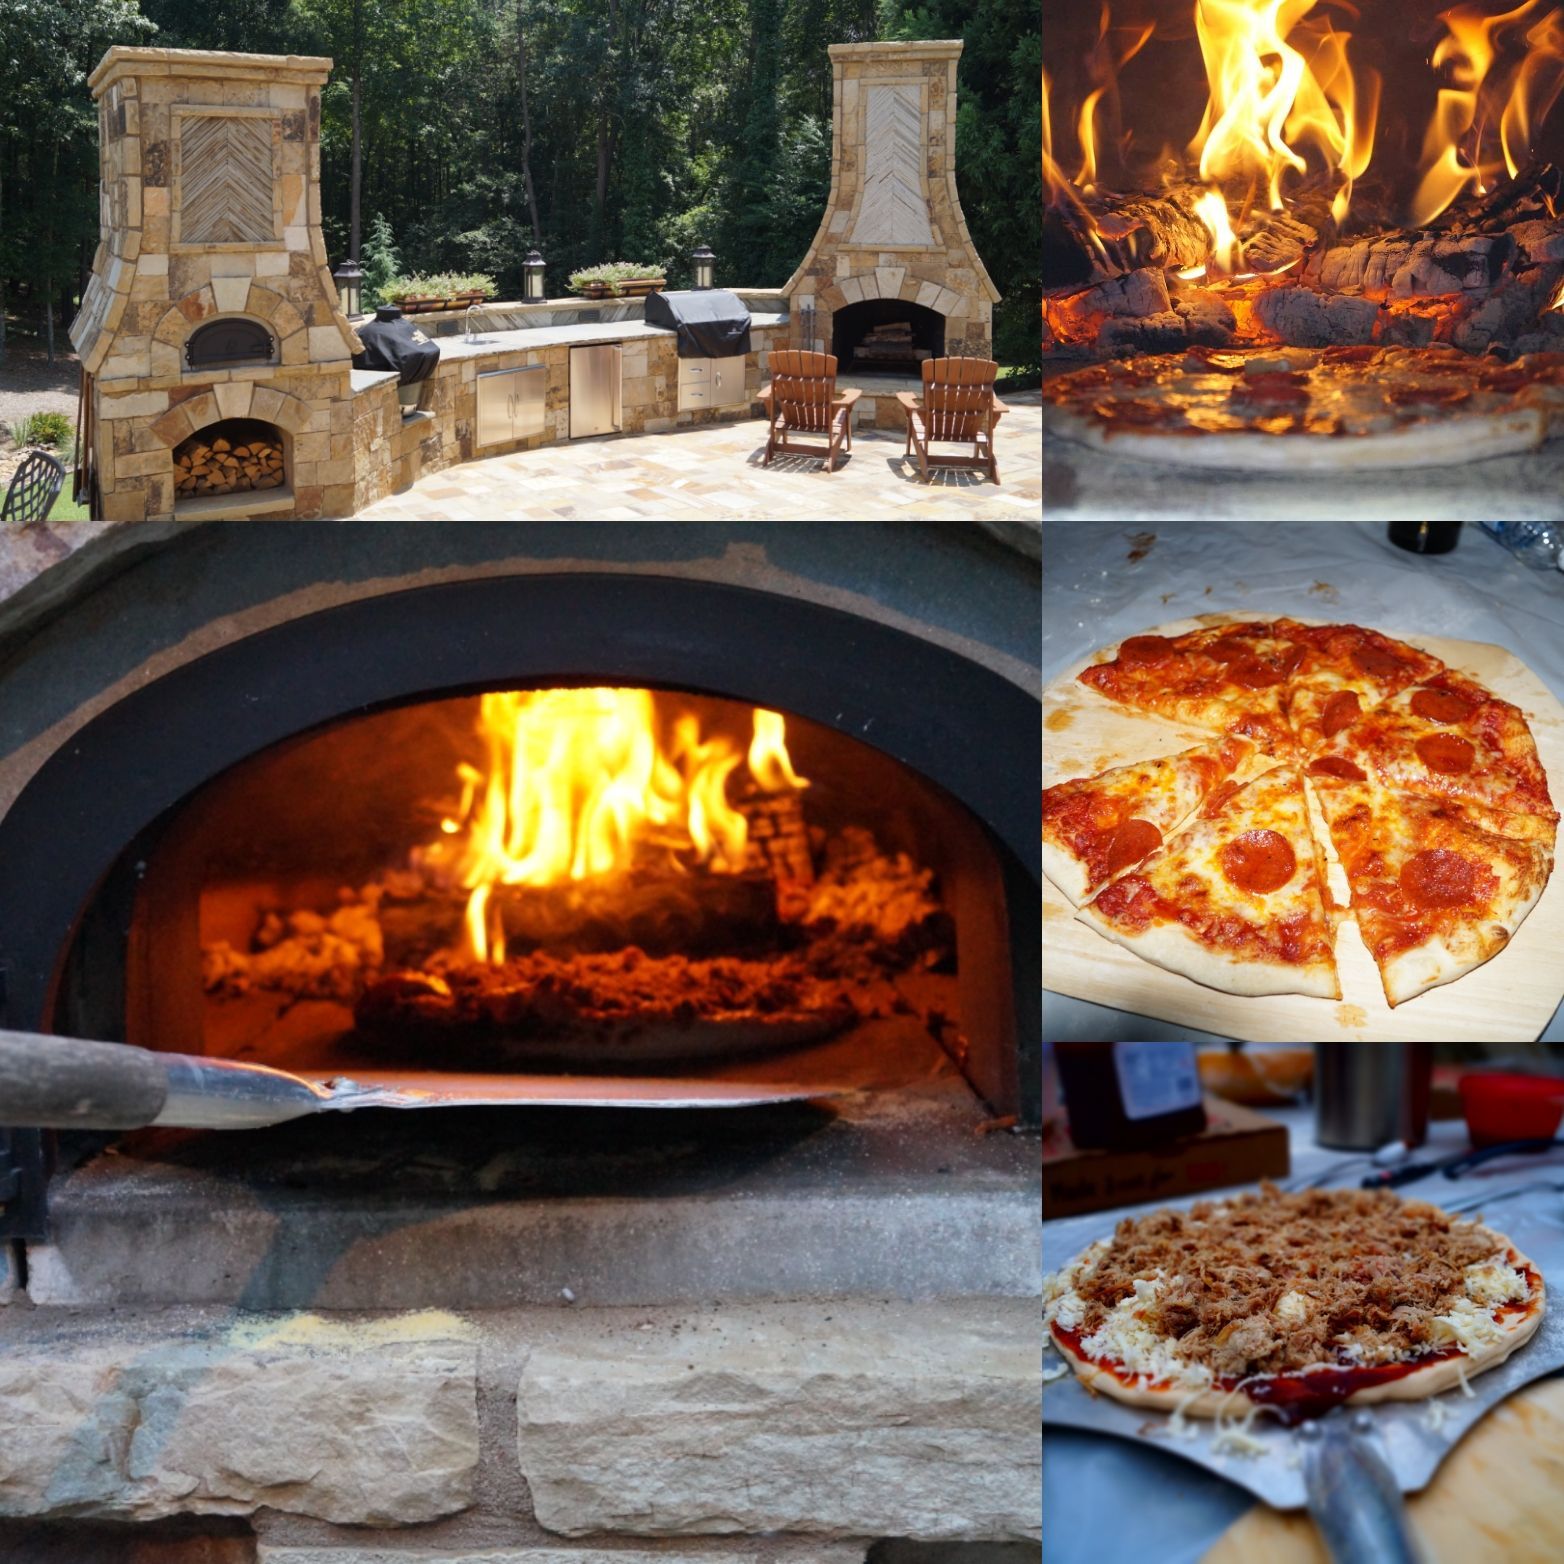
(1302, 1421, 1425, 1564)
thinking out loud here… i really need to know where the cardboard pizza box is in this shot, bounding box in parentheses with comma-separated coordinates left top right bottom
(1042, 1094, 1291, 1219)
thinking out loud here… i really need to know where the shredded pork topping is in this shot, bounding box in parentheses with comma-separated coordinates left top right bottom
(1052, 1183, 1522, 1383)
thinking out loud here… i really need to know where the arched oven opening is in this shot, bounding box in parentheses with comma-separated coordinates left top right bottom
(831, 299, 947, 376)
(173, 417, 289, 509)
(90, 685, 1011, 1105)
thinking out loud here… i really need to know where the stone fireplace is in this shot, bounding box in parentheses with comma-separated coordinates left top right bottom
(70, 47, 363, 521)
(783, 39, 1000, 414)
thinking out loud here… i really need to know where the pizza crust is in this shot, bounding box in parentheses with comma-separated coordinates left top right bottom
(1039, 836, 1094, 908)
(1377, 887, 1546, 1006)
(1047, 1243, 1546, 1421)
(1073, 898, 1342, 999)
(1044, 403, 1550, 472)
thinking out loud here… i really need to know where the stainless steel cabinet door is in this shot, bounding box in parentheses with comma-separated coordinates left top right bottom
(476, 366, 547, 448)
(569, 344, 623, 438)
(710, 358, 750, 408)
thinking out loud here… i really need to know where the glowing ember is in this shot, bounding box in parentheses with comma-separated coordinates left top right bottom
(1412, 1, 1564, 226)
(1186, 0, 1378, 223)
(422, 689, 807, 963)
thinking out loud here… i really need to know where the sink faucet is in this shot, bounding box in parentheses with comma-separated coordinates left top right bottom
(464, 302, 483, 343)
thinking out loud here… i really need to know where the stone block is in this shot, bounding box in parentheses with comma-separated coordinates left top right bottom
(875, 266, 905, 297)
(308, 325, 347, 361)
(213, 382, 252, 420)
(101, 391, 169, 420)
(255, 250, 290, 277)
(114, 449, 173, 479)
(516, 1299, 1038, 1543)
(261, 1550, 866, 1564)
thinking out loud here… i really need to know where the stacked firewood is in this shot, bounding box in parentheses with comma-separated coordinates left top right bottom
(174, 433, 285, 497)
(855, 322, 931, 364)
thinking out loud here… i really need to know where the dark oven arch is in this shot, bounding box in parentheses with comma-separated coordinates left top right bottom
(184, 315, 277, 371)
(0, 571, 1039, 1118)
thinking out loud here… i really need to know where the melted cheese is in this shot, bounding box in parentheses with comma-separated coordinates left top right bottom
(1041, 1360, 1071, 1384)
(1078, 1274, 1215, 1392)
(1431, 1295, 1507, 1354)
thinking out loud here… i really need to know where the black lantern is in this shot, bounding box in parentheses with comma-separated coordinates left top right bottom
(523, 249, 546, 302)
(333, 258, 364, 320)
(692, 244, 715, 290)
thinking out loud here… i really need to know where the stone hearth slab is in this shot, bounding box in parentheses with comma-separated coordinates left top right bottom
(25, 1086, 1038, 1310)
(260, 1548, 869, 1563)
(515, 1298, 1039, 1543)
(0, 1311, 477, 1523)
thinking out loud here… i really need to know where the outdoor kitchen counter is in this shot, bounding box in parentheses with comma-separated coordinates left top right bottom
(404, 311, 787, 363)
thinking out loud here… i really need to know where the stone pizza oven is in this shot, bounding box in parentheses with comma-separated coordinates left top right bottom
(783, 41, 1001, 393)
(70, 47, 362, 521)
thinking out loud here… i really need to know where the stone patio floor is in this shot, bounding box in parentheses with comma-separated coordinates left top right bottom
(357, 391, 1041, 520)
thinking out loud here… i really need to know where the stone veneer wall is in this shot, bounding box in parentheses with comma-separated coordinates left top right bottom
(71, 49, 364, 522)
(783, 41, 1000, 371)
(0, 1300, 1039, 1561)
(351, 322, 786, 512)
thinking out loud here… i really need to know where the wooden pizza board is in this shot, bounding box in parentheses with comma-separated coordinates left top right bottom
(1199, 1377, 1564, 1564)
(1043, 614, 1564, 1042)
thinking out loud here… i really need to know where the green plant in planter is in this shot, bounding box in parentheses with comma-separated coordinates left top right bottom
(10, 410, 74, 450)
(567, 260, 668, 295)
(384, 272, 498, 303)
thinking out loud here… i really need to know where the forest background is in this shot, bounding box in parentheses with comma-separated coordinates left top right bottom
(0, 0, 1039, 369)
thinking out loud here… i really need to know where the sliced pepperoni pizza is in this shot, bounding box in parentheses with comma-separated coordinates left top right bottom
(1075, 762, 1341, 999)
(1272, 619, 1446, 752)
(1311, 782, 1554, 1006)
(1041, 736, 1256, 906)
(1314, 671, 1558, 835)
(1077, 621, 1305, 752)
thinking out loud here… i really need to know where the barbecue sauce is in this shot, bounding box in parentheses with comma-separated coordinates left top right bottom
(1055, 1042, 1207, 1149)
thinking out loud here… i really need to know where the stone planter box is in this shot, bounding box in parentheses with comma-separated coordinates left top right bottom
(393, 291, 491, 314)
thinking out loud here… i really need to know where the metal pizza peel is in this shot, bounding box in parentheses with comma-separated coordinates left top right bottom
(1043, 1190, 1564, 1564)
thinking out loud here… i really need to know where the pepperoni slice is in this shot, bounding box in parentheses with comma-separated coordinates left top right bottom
(1276, 643, 1306, 676)
(1309, 756, 1368, 782)
(1410, 687, 1475, 724)
(1400, 848, 1477, 908)
(1105, 817, 1163, 875)
(1207, 640, 1254, 664)
(1352, 643, 1407, 678)
(1416, 733, 1476, 774)
(1321, 690, 1362, 737)
(1119, 635, 1175, 665)
(1220, 829, 1297, 894)
(1231, 658, 1286, 688)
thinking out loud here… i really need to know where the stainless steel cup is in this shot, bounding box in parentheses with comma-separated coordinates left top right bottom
(1314, 1043, 1433, 1150)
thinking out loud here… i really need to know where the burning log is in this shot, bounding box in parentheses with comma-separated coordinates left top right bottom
(378, 870, 784, 967)
(1044, 184, 1215, 289)
(173, 434, 286, 498)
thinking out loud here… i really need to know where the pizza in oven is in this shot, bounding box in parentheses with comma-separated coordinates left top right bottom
(1041, 736, 1254, 906)
(1047, 618, 1558, 1004)
(1042, 345, 1564, 472)
(1043, 1185, 1546, 1421)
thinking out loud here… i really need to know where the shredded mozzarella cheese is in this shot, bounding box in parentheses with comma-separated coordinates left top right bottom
(1464, 1258, 1527, 1308)
(1431, 1296, 1506, 1355)
(1275, 1289, 1311, 1324)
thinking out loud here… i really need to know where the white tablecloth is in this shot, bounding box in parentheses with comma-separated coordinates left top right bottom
(1041, 1104, 1564, 1564)
(1042, 519, 1564, 1042)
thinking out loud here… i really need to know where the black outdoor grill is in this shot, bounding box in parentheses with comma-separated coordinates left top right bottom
(351, 304, 442, 385)
(644, 288, 752, 358)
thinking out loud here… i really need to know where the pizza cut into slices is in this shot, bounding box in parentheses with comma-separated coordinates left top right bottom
(1315, 670, 1559, 830)
(1075, 762, 1341, 998)
(1309, 778, 1554, 1006)
(1041, 736, 1256, 906)
(1273, 619, 1447, 752)
(1043, 1185, 1546, 1421)
(1077, 620, 1304, 752)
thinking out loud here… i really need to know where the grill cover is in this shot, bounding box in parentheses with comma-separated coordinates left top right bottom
(351, 308, 442, 386)
(644, 289, 752, 358)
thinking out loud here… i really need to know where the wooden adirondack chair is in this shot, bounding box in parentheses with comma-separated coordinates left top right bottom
(896, 357, 1008, 484)
(759, 350, 861, 472)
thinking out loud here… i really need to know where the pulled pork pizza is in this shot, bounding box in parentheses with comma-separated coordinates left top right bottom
(1043, 1185, 1546, 1423)
(1042, 345, 1564, 472)
(1047, 619, 1557, 1006)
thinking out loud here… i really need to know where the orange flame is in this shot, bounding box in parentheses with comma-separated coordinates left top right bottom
(1074, 3, 1156, 191)
(1195, 188, 1245, 274)
(1186, 0, 1379, 222)
(424, 689, 806, 963)
(1411, 2, 1564, 226)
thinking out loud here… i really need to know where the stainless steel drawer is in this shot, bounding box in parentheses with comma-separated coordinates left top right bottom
(476, 365, 547, 448)
(677, 359, 710, 385)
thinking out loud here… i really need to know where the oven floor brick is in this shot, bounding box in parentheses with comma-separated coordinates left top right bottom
(259, 1549, 870, 1563)
(0, 1310, 478, 1525)
(514, 1297, 1039, 1544)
